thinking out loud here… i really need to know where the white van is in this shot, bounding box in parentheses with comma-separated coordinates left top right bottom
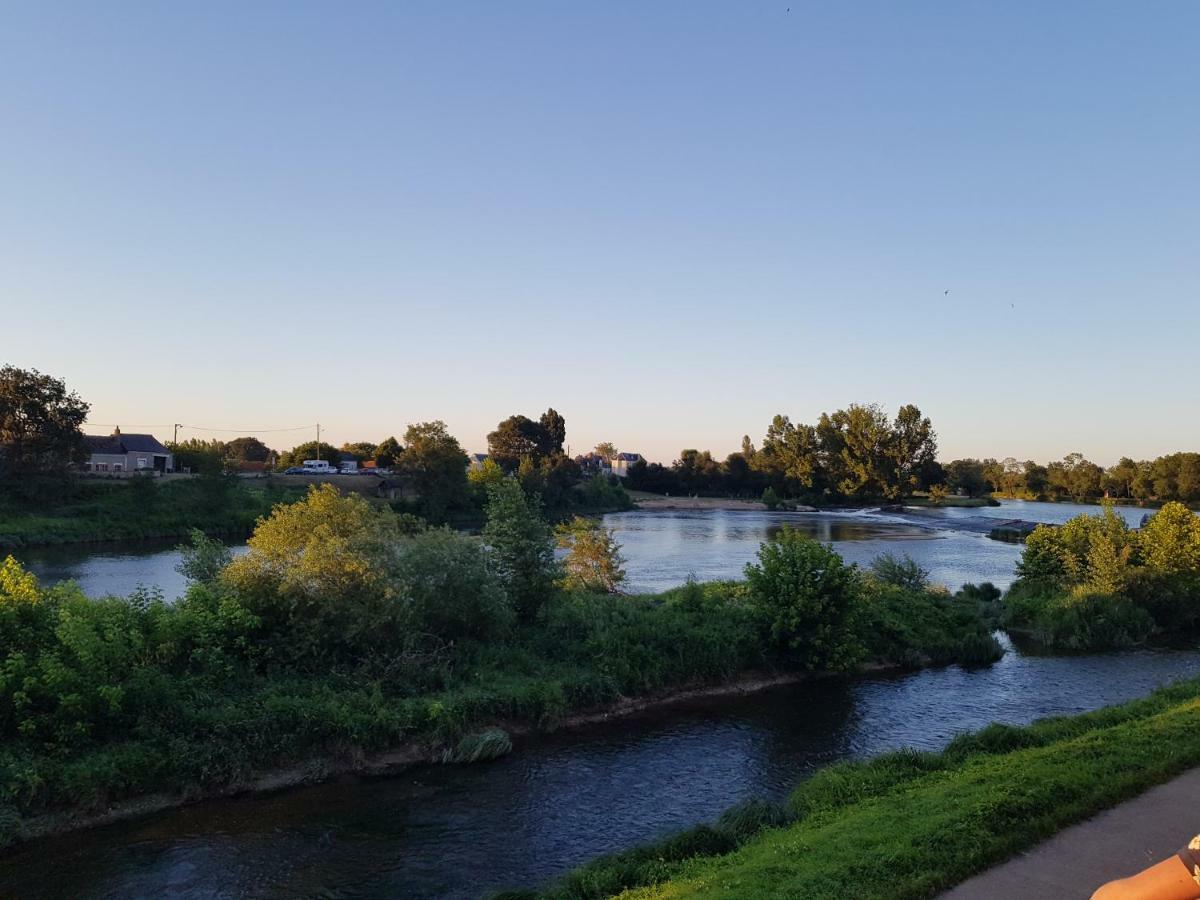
(302, 460, 336, 474)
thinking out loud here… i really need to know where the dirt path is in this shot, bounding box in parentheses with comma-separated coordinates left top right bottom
(941, 767, 1200, 899)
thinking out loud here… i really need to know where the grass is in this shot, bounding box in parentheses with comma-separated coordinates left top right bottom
(0, 575, 994, 849)
(517, 677, 1200, 899)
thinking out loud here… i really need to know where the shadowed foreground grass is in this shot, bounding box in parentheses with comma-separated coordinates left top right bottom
(514, 677, 1200, 900)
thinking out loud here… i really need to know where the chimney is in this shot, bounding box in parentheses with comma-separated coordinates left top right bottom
(112, 426, 121, 437)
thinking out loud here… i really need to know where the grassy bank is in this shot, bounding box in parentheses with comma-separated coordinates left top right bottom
(0, 477, 303, 548)
(0, 487, 999, 849)
(514, 677, 1200, 900)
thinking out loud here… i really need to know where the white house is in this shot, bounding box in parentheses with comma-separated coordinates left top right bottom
(610, 452, 644, 478)
(466, 452, 489, 471)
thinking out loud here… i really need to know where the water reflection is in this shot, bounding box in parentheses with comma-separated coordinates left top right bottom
(605, 508, 1022, 592)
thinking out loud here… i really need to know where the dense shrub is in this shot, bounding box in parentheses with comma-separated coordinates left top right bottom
(868, 552, 929, 591)
(1006, 503, 1200, 649)
(483, 479, 557, 621)
(393, 527, 513, 642)
(744, 528, 863, 671)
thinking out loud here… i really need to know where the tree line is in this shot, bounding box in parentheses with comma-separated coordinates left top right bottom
(627, 403, 939, 504)
(940, 452, 1200, 503)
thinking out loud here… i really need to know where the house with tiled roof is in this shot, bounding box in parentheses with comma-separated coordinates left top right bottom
(83, 427, 174, 474)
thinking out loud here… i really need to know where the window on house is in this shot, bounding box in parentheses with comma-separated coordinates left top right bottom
(113, 463, 124, 472)
(137, 458, 148, 468)
(95, 463, 109, 472)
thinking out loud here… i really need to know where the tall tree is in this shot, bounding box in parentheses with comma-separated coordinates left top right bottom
(374, 436, 402, 467)
(277, 441, 341, 469)
(339, 441, 378, 462)
(0, 366, 89, 477)
(225, 436, 272, 462)
(488, 415, 554, 470)
(399, 421, 468, 520)
(539, 408, 567, 455)
(593, 442, 617, 461)
(887, 404, 937, 499)
(483, 478, 557, 620)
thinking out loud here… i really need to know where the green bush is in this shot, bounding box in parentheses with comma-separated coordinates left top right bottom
(394, 527, 513, 642)
(744, 527, 863, 671)
(868, 552, 929, 591)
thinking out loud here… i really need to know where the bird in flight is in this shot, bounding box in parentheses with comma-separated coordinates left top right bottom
(944, 289, 950, 295)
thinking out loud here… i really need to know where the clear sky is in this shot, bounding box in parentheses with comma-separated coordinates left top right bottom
(2, 3, 1197, 465)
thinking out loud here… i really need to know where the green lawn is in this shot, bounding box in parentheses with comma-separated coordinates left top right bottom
(525, 678, 1200, 900)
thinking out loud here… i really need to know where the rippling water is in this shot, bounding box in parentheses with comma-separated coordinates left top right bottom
(5, 637, 1199, 899)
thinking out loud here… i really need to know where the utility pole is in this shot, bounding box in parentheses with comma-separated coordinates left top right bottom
(316, 423, 321, 461)
(173, 423, 182, 444)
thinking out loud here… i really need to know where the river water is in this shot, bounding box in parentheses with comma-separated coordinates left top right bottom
(13, 499, 1147, 599)
(2, 500, 1186, 899)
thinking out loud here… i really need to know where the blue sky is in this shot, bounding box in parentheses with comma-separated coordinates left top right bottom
(2, 3, 1197, 465)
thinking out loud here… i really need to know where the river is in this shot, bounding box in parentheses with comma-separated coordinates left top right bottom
(13, 499, 1147, 599)
(2, 500, 1185, 899)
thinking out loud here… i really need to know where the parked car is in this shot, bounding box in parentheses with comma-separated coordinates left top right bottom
(283, 466, 306, 474)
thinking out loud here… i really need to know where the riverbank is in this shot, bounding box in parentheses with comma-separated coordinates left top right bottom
(9, 669, 817, 847)
(630, 494, 779, 512)
(0, 477, 302, 549)
(525, 676, 1200, 900)
(0, 549, 998, 853)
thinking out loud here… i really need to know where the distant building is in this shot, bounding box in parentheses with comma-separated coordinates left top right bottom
(574, 452, 610, 476)
(610, 452, 644, 478)
(84, 427, 173, 474)
(466, 452, 489, 471)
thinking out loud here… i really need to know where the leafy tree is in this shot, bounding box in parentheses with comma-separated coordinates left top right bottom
(169, 438, 226, 475)
(374, 436, 403, 468)
(1139, 502, 1200, 575)
(339, 441, 378, 463)
(393, 527, 513, 641)
(488, 415, 555, 470)
(482, 478, 557, 621)
(176, 529, 233, 584)
(887, 404, 937, 499)
(744, 526, 863, 670)
(756, 415, 819, 495)
(539, 408, 567, 455)
(224, 436, 272, 463)
(944, 459, 990, 498)
(626, 459, 680, 494)
(222, 484, 403, 660)
(761, 486, 781, 510)
(276, 441, 342, 469)
(467, 457, 506, 489)
(398, 421, 468, 521)
(555, 516, 626, 593)
(1023, 460, 1049, 498)
(593, 442, 617, 461)
(0, 366, 89, 477)
(816, 404, 894, 499)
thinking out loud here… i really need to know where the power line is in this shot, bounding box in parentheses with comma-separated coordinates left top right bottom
(86, 422, 318, 434)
